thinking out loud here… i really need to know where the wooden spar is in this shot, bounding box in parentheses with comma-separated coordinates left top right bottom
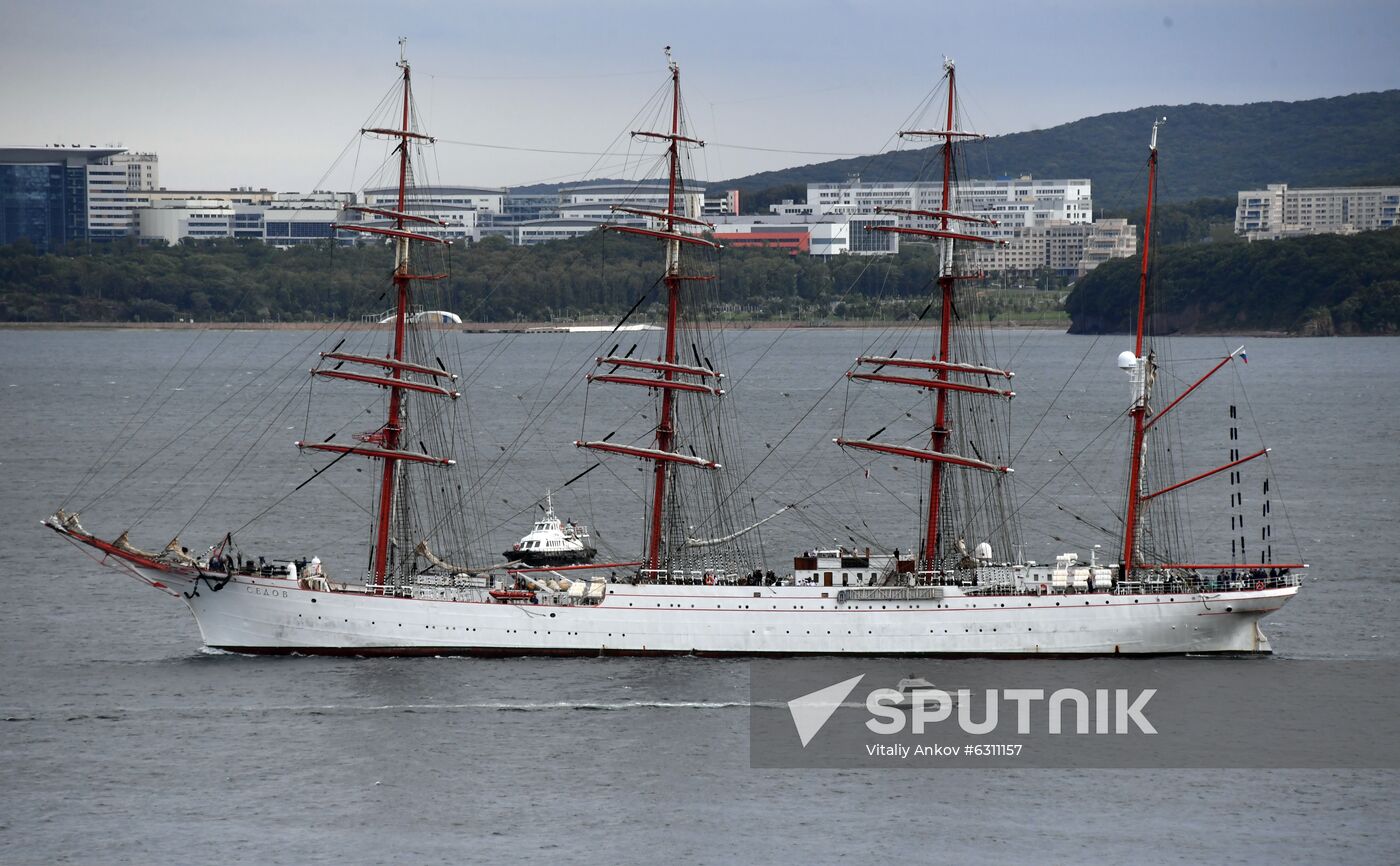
(857, 355, 1013, 379)
(610, 206, 713, 228)
(835, 438, 1011, 474)
(867, 225, 1006, 245)
(311, 368, 459, 398)
(344, 205, 446, 226)
(333, 223, 450, 245)
(1141, 448, 1269, 501)
(898, 128, 984, 139)
(575, 440, 720, 470)
(596, 356, 720, 379)
(1143, 347, 1244, 431)
(874, 206, 998, 226)
(605, 224, 719, 248)
(361, 127, 434, 141)
(320, 351, 456, 380)
(632, 130, 703, 146)
(847, 371, 1014, 399)
(297, 441, 454, 466)
(587, 373, 723, 396)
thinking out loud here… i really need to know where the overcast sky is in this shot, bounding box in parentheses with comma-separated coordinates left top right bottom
(4, 0, 1397, 192)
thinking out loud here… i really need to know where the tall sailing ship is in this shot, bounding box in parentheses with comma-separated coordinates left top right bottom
(46, 51, 1303, 656)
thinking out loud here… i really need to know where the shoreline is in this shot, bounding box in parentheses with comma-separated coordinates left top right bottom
(0, 320, 1318, 337)
(0, 319, 1074, 333)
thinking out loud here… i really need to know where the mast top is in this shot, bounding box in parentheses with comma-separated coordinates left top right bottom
(943, 56, 955, 73)
(664, 45, 676, 74)
(1150, 116, 1166, 152)
(398, 36, 408, 69)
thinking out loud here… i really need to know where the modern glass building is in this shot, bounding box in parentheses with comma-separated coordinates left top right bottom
(0, 147, 124, 251)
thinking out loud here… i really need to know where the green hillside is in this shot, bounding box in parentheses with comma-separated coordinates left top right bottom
(1065, 229, 1400, 335)
(719, 91, 1400, 212)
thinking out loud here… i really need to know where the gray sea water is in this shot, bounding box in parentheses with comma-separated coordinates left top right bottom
(2, 327, 1397, 864)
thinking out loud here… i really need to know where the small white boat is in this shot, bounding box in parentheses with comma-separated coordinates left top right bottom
(894, 676, 958, 707)
(503, 492, 597, 567)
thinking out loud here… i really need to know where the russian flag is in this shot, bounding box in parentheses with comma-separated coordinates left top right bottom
(1240, 351, 1248, 364)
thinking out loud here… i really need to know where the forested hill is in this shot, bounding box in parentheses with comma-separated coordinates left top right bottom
(1065, 229, 1400, 336)
(718, 90, 1400, 212)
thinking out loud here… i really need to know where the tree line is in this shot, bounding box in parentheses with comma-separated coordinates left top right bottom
(1065, 228, 1400, 335)
(0, 234, 988, 325)
(8, 224, 1393, 335)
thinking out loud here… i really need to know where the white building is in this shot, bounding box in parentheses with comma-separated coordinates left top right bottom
(556, 202, 646, 226)
(794, 176, 1131, 273)
(362, 185, 504, 244)
(239, 194, 350, 246)
(768, 199, 815, 217)
(138, 199, 236, 244)
(149, 187, 279, 206)
(514, 218, 605, 246)
(1235, 183, 1400, 241)
(85, 152, 160, 240)
(85, 161, 139, 240)
(1075, 219, 1138, 273)
(485, 182, 712, 245)
(364, 184, 503, 213)
(109, 186, 284, 241)
(137, 192, 352, 246)
(965, 218, 1136, 277)
(710, 213, 898, 256)
(560, 181, 706, 225)
(702, 189, 740, 217)
(112, 152, 159, 191)
(803, 176, 1092, 239)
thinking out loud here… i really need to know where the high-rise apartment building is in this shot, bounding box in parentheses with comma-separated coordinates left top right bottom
(804, 176, 1092, 238)
(1235, 183, 1400, 240)
(0, 146, 124, 250)
(792, 176, 1127, 271)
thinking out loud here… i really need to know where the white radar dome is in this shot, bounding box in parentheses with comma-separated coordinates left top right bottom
(1117, 350, 1138, 370)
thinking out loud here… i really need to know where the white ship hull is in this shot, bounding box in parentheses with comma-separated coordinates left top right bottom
(111, 558, 1294, 657)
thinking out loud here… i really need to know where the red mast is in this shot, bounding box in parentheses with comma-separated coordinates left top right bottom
(575, 48, 722, 575)
(1121, 118, 1164, 580)
(368, 47, 416, 585)
(922, 60, 959, 569)
(837, 58, 1009, 575)
(304, 39, 454, 586)
(645, 56, 684, 571)
(1116, 119, 1272, 578)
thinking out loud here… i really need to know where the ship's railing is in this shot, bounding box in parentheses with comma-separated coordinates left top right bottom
(360, 582, 417, 597)
(884, 566, 1302, 598)
(638, 568, 761, 586)
(911, 565, 1018, 588)
(1113, 570, 1302, 596)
